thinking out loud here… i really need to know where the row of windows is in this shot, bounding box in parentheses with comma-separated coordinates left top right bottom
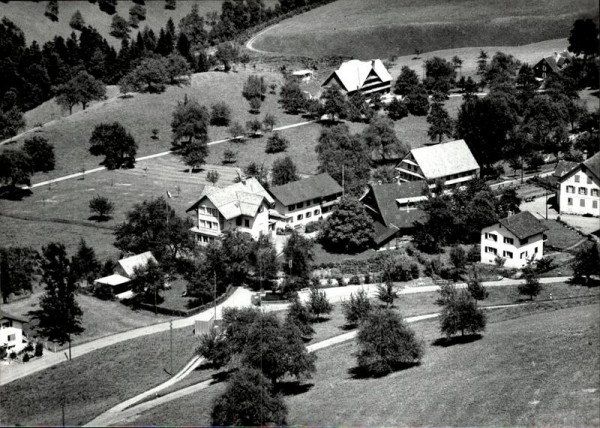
(565, 186, 598, 196)
(296, 209, 321, 222)
(288, 195, 340, 212)
(199, 220, 219, 230)
(1, 321, 13, 329)
(485, 247, 538, 258)
(235, 217, 251, 228)
(199, 206, 219, 217)
(573, 175, 593, 184)
(567, 198, 599, 208)
(445, 170, 476, 181)
(198, 235, 215, 244)
(485, 233, 514, 244)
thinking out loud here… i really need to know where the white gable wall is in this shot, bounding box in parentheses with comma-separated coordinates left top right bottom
(1, 318, 26, 353)
(558, 169, 600, 216)
(480, 224, 545, 269)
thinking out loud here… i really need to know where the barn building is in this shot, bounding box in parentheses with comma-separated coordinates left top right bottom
(322, 59, 392, 96)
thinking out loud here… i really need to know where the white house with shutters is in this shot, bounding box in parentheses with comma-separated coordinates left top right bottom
(186, 178, 275, 244)
(557, 152, 600, 216)
(1, 309, 28, 354)
(480, 211, 548, 269)
(395, 140, 480, 190)
(322, 59, 392, 96)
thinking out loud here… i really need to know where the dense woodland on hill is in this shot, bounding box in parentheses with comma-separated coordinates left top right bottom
(0, 0, 334, 139)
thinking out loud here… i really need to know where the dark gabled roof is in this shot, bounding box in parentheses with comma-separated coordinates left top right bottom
(498, 211, 548, 240)
(540, 56, 561, 73)
(372, 220, 399, 246)
(583, 152, 600, 182)
(554, 160, 579, 178)
(0, 309, 28, 324)
(366, 181, 428, 226)
(269, 173, 343, 207)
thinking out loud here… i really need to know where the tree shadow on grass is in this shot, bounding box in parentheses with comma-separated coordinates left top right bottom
(348, 362, 421, 379)
(0, 186, 32, 201)
(431, 334, 483, 348)
(88, 215, 111, 222)
(567, 276, 600, 288)
(275, 381, 314, 396)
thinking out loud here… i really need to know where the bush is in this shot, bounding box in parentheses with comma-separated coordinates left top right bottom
(307, 287, 333, 321)
(386, 98, 409, 121)
(35, 342, 43, 357)
(341, 288, 372, 327)
(519, 264, 542, 300)
(335, 275, 346, 286)
(210, 102, 232, 126)
(22, 353, 30, 362)
(24, 343, 34, 353)
(467, 245, 480, 263)
(265, 132, 289, 153)
(364, 273, 371, 284)
(535, 256, 554, 273)
(356, 309, 424, 376)
(285, 296, 314, 339)
(440, 288, 486, 338)
(304, 221, 321, 234)
(349, 275, 360, 285)
(93, 283, 115, 301)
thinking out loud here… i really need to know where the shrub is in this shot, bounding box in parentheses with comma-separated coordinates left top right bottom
(386, 98, 409, 121)
(285, 296, 314, 339)
(24, 343, 34, 353)
(304, 221, 321, 234)
(93, 283, 115, 301)
(356, 309, 424, 376)
(375, 281, 398, 308)
(307, 287, 333, 321)
(335, 275, 345, 286)
(341, 288, 372, 327)
(22, 353, 30, 363)
(222, 149, 237, 164)
(466, 276, 488, 302)
(10, 351, 17, 360)
(35, 342, 44, 357)
(210, 102, 232, 126)
(535, 256, 554, 273)
(364, 273, 371, 284)
(265, 133, 289, 153)
(349, 275, 360, 285)
(467, 245, 480, 263)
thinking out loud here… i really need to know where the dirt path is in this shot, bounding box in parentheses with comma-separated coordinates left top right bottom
(245, 23, 282, 55)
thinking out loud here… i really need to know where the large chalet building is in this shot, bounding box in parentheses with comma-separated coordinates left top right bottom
(322, 59, 392, 96)
(480, 211, 548, 269)
(532, 51, 572, 80)
(395, 139, 480, 189)
(269, 173, 343, 229)
(557, 152, 600, 216)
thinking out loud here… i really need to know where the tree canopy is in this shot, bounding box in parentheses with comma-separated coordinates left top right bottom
(271, 156, 299, 186)
(89, 122, 137, 169)
(23, 136, 55, 173)
(320, 197, 374, 253)
(0, 246, 38, 304)
(171, 97, 209, 148)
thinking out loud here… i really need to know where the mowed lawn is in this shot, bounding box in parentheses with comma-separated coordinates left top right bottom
(253, 0, 598, 58)
(1, 69, 305, 182)
(0, 325, 202, 427)
(131, 302, 599, 426)
(2, 291, 174, 346)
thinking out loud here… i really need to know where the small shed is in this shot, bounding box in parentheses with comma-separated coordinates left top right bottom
(292, 69, 314, 83)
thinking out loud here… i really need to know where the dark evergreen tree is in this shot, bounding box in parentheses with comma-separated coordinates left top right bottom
(71, 238, 101, 285)
(0, 247, 38, 304)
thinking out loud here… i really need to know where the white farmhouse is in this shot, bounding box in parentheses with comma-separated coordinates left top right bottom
(557, 152, 600, 216)
(322, 59, 392, 96)
(1, 309, 28, 354)
(396, 140, 480, 190)
(480, 211, 548, 269)
(186, 177, 275, 243)
(269, 173, 343, 229)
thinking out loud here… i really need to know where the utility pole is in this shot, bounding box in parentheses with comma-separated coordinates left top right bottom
(341, 164, 345, 197)
(213, 270, 217, 323)
(169, 320, 173, 375)
(545, 189, 549, 220)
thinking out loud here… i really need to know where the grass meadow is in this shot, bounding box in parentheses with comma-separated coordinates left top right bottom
(2, 282, 596, 426)
(132, 300, 600, 426)
(252, 0, 598, 59)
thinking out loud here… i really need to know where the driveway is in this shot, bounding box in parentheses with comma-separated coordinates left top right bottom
(521, 195, 599, 235)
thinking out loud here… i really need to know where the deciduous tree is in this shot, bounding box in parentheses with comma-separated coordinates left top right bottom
(404, 86, 430, 116)
(210, 102, 231, 126)
(285, 296, 314, 339)
(23, 136, 55, 172)
(132, 259, 166, 311)
(320, 197, 374, 253)
(356, 309, 424, 375)
(0, 149, 32, 187)
(341, 288, 372, 327)
(279, 79, 306, 114)
(0, 247, 38, 304)
(394, 66, 420, 96)
(362, 117, 408, 163)
(439, 286, 486, 338)
(109, 14, 130, 40)
(119, 57, 170, 93)
(265, 132, 289, 154)
(572, 242, 600, 284)
(386, 97, 408, 121)
(271, 156, 298, 186)
(283, 230, 314, 279)
(307, 287, 332, 321)
(89, 122, 137, 169)
(56, 70, 106, 113)
(171, 97, 209, 148)
(89, 195, 114, 220)
(181, 140, 208, 173)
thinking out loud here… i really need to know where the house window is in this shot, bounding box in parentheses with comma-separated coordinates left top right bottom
(1, 321, 12, 328)
(566, 185, 575, 193)
(534, 246, 539, 253)
(593, 201, 598, 209)
(520, 251, 528, 259)
(244, 219, 250, 228)
(314, 209, 320, 215)
(7, 334, 15, 342)
(575, 175, 580, 183)
(503, 251, 513, 259)
(236, 218, 242, 226)
(568, 198, 573, 206)
(214, 222, 219, 229)
(289, 204, 295, 211)
(306, 212, 312, 218)
(580, 199, 585, 207)
(297, 214, 303, 221)
(313, 199, 320, 205)
(592, 189, 599, 197)
(485, 233, 497, 242)
(520, 237, 529, 245)
(588, 177, 592, 184)
(297, 202, 304, 209)
(485, 246, 497, 255)
(503, 237, 514, 245)
(578, 187, 587, 195)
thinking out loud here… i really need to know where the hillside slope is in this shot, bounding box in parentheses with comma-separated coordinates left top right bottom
(0, 1, 223, 47)
(252, 0, 599, 58)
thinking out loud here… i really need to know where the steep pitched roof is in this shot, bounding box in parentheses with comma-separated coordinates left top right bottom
(0, 309, 29, 324)
(323, 59, 392, 92)
(541, 56, 561, 73)
(269, 173, 343, 207)
(498, 211, 548, 240)
(406, 140, 480, 180)
(118, 251, 157, 277)
(362, 182, 427, 229)
(583, 152, 600, 181)
(554, 160, 579, 178)
(186, 178, 274, 220)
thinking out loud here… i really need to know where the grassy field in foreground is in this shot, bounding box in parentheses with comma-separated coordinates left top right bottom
(132, 301, 599, 426)
(253, 0, 597, 58)
(2, 292, 174, 346)
(0, 324, 202, 427)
